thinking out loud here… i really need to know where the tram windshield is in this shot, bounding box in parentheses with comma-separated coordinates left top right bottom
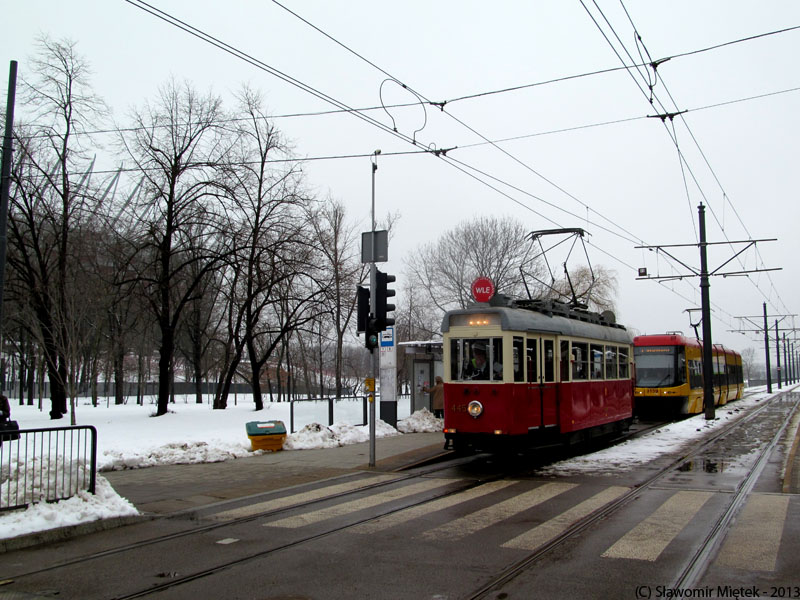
(449, 337, 504, 382)
(634, 346, 686, 388)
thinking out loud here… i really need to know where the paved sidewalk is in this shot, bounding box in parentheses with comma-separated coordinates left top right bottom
(103, 431, 448, 515)
(0, 432, 447, 553)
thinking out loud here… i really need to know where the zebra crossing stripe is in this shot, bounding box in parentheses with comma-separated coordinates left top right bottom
(714, 493, 789, 572)
(502, 486, 629, 551)
(601, 490, 713, 561)
(351, 480, 521, 534)
(421, 482, 578, 542)
(265, 478, 454, 528)
(210, 474, 401, 521)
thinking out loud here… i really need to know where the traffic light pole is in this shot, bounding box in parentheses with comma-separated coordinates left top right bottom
(369, 153, 378, 468)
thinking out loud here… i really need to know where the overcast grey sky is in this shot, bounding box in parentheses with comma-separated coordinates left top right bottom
(3, 1, 799, 354)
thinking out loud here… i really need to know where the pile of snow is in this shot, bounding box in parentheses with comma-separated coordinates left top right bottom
(284, 419, 400, 450)
(397, 408, 443, 433)
(0, 476, 138, 539)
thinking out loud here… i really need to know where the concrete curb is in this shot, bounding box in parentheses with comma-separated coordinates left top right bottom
(0, 514, 154, 554)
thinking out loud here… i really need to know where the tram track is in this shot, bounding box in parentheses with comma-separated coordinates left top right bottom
(463, 391, 800, 600)
(3, 419, 674, 598)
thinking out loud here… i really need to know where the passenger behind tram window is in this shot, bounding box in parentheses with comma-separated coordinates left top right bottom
(465, 342, 490, 380)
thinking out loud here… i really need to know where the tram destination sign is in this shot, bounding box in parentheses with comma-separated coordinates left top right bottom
(471, 276, 495, 303)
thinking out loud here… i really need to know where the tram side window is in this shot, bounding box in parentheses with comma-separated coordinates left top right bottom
(618, 347, 630, 379)
(590, 344, 604, 379)
(560, 340, 570, 382)
(689, 359, 703, 389)
(449, 339, 461, 382)
(605, 346, 618, 379)
(526, 339, 537, 383)
(572, 342, 589, 380)
(491, 338, 504, 381)
(513, 337, 524, 382)
(677, 353, 687, 385)
(713, 355, 725, 387)
(543, 339, 555, 382)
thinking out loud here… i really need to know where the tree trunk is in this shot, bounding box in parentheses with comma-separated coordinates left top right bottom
(114, 349, 125, 405)
(156, 324, 174, 415)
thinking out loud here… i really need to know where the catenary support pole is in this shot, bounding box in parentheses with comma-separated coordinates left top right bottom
(698, 203, 715, 420)
(0, 61, 18, 372)
(764, 303, 772, 393)
(775, 320, 782, 390)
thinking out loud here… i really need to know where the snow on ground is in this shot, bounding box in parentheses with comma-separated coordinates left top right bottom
(0, 397, 440, 539)
(0, 386, 791, 540)
(535, 388, 776, 476)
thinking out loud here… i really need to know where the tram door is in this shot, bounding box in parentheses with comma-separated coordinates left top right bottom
(527, 336, 559, 429)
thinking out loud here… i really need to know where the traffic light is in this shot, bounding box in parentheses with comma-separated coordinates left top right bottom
(356, 285, 379, 351)
(375, 269, 396, 331)
(356, 286, 370, 333)
(365, 320, 379, 351)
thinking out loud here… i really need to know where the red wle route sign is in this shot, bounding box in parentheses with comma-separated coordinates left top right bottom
(471, 277, 495, 303)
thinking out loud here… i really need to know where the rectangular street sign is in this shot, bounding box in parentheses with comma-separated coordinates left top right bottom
(361, 230, 388, 263)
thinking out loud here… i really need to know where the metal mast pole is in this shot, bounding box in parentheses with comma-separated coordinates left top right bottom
(783, 333, 789, 386)
(764, 303, 772, 393)
(775, 320, 782, 390)
(698, 203, 715, 420)
(0, 61, 18, 368)
(368, 152, 378, 468)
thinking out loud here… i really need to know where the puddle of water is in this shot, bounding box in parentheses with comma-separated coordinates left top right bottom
(677, 458, 725, 473)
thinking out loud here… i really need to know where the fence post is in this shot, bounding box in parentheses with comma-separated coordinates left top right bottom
(362, 395, 368, 427)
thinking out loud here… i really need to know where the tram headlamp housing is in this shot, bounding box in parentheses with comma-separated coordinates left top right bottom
(467, 400, 483, 418)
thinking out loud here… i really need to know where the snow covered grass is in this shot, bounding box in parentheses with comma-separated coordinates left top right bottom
(0, 396, 441, 540)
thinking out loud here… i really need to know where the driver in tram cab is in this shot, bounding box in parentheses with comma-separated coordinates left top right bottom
(466, 343, 491, 380)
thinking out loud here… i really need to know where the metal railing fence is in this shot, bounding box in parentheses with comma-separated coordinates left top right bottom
(287, 394, 415, 433)
(289, 396, 369, 433)
(0, 425, 97, 512)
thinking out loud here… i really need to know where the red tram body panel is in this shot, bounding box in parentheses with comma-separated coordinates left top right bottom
(441, 298, 634, 453)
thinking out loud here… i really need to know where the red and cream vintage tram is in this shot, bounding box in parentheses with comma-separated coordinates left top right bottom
(442, 296, 635, 453)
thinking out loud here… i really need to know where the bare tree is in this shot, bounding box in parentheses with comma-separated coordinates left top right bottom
(117, 79, 234, 416)
(308, 199, 364, 398)
(405, 215, 530, 312)
(546, 264, 619, 314)
(214, 86, 322, 410)
(741, 347, 757, 383)
(6, 37, 108, 419)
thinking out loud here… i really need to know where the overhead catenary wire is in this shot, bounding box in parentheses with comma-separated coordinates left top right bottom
(119, 0, 773, 330)
(122, 0, 648, 255)
(580, 0, 791, 321)
(267, 0, 650, 251)
(122, 0, 440, 160)
(262, 1, 749, 328)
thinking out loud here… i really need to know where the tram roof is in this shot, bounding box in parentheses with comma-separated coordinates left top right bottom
(441, 305, 633, 345)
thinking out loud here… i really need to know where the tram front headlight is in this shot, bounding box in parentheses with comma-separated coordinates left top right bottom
(467, 400, 483, 418)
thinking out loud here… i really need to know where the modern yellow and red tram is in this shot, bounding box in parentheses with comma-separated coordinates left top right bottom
(442, 297, 635, 453)
(633, 333, 744, 416)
